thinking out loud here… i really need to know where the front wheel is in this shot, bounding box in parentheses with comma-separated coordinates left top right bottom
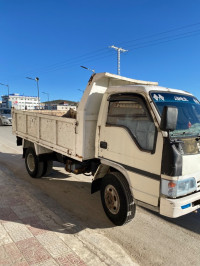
(101, 172, 135, 226)
(25, 147, 44, 178)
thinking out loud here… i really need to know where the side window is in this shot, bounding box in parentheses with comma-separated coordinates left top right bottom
(106, 95, 156, 151)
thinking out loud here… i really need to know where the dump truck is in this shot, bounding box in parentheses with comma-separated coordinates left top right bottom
(12, 72, 200, 225)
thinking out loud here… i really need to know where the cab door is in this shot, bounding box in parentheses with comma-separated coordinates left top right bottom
(98, 93, 163, 207)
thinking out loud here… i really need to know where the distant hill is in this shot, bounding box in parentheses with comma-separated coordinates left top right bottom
(42, 100, 78, 105)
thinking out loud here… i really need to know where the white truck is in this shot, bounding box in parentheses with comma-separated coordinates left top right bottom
(12, 72, 200, 225)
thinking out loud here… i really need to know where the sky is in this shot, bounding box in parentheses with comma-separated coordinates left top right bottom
(1, 0, 200, 103)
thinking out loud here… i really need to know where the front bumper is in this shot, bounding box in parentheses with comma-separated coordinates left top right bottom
(160, 191, 200, 218)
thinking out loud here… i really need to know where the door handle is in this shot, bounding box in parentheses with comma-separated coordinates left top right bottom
(100, 141, 107, 149)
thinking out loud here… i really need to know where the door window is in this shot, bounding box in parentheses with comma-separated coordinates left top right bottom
(107, 94, 157, 151)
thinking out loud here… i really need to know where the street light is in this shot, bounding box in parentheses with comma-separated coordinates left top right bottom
(0, 82, 9, 95)
(80, 66, 95, 73)
(0, 82, 10, 108)
(42, 92, 50, 109)
(26, 77, 40, 109)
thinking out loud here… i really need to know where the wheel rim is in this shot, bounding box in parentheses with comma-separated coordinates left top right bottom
(27, 153, 35, 172)
(104, 185, 120, 214)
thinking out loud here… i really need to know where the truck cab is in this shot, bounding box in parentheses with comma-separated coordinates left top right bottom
(93, 82, 200, 224)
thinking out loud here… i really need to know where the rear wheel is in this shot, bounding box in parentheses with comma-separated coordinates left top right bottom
(42, 160, 53, 176)
(25, 147, 44, 178)
(101, 172, 135, 226)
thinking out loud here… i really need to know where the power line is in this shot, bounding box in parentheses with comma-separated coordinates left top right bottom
(117, 21, 200, 47)
(39, 28, 200, 75)
(25, 47, 109, 75)
(32, 24, 200, 75)
(27, 50, 114, 75)
(9, 21, 200, 78)
(124, 28, 200, 50)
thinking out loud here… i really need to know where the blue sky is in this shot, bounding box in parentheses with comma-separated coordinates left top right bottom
(1, 0, 200, 102)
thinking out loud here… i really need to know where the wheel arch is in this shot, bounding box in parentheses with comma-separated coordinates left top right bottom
(23, 140, 53, 157)
(91, 158, 132, 194)
(23, 140, 34, 158)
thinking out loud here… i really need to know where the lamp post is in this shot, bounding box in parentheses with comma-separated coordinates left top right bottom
(0, 82, 10, 108)
(42, 92, 50, 109)
(80, 66, 95, 73)
(26, 77, 40, 109)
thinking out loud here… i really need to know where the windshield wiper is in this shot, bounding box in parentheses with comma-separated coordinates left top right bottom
(170, 138, 184, 144)
(171, 131, 195, 137)
(170, 132, 185, 137)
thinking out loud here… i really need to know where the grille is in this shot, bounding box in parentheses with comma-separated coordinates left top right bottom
(197, 179, 200, 191)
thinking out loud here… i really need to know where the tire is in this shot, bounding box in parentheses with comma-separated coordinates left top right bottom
(25, 147, 44, 178)
(0, 119, 2, 126)
(101, 172, 136, 226)
(42, 160, 53, 176)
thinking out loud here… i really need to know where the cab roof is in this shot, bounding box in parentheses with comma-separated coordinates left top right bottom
(107, 85, 193, 97)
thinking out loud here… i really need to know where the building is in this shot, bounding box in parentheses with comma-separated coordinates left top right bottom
(56, 105, 77, 111)
(1, 94, 40, 110)
(49, 101, 77, 111)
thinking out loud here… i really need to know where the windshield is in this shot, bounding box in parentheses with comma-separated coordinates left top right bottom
(150, 92, 200, 138)
(0, 109, 11, 115)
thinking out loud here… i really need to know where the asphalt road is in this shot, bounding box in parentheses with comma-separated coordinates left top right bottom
(0, 126, 200, 265)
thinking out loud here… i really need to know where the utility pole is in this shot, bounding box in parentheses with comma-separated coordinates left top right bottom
(109, 45, 128, 75)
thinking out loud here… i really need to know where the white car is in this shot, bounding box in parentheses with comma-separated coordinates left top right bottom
(0, 108, 12, 126)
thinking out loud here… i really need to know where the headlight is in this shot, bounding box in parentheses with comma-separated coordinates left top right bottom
(2, 116, 6, 119)
(161, 178, 196, 198)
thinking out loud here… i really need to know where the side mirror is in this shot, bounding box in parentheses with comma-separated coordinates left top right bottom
(160, 106, 178, 131)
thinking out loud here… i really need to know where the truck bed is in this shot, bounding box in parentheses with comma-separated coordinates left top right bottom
(12, 109, 79, 160)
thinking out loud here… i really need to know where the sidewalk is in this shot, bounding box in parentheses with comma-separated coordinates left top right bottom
(0, 165, 135, 266)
